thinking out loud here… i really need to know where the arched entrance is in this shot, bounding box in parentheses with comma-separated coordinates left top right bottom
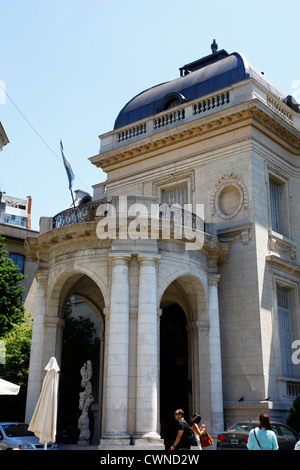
(54, 273, 105, 445)
(159, 273, 209, 448)
(160, 303, 189, 448)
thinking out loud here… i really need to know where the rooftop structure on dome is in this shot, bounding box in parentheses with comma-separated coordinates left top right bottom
(114, 42, 299, 130)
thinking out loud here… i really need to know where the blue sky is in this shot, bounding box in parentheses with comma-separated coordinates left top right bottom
(0, 0, 299, 230)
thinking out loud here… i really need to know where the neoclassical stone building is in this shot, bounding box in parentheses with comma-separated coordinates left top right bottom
(25, 43, 300, 448)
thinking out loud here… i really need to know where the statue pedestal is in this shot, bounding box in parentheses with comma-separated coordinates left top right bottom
(78, 440, 90, 446)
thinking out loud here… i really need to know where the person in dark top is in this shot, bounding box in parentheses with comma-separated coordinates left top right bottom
(170, 409, 191, 450)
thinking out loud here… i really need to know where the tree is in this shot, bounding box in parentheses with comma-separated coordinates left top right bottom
(286, 396, 300, 433)
(0, 315, 33, 420)
(0, 233, 26, 336)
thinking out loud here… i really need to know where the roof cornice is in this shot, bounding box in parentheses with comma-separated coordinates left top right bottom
(90, 98, 300, 172)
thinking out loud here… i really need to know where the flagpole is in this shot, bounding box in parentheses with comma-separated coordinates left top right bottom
(70, 187, 78, 223)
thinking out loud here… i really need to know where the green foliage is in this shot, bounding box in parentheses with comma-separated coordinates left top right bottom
(0, 233, 26, 337)
(286, 396, 300, 433)
(0, 315, 33, 420)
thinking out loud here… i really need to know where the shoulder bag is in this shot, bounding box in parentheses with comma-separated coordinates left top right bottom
(200, 428, 214, 447)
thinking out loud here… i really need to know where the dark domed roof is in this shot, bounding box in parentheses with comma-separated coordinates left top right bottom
(114, 50, 249, 129)
(114, 45, 296, 130)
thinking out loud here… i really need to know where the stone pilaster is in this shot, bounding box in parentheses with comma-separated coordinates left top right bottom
(208, 273, 224, 435)
(25, 270, 48, 422)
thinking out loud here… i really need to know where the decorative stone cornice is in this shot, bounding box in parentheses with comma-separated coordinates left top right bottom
(268, 231, 297, 261)
(25, 210, 230, 268)
(91, 98, 300, 172)
(24, 220, 98, 262)
(266, 254, 300, 276)
(217, 221, 253, 245)
(91, 105, 254, 171)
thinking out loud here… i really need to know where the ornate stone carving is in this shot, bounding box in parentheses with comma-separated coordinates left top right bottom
(211, 173, 249, 219)
(78, 360, 94, 445)
(268, 231, 296, 260)
(217, 221, 252, 246)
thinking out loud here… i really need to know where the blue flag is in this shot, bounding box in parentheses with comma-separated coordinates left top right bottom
(60, 140, 75, 191)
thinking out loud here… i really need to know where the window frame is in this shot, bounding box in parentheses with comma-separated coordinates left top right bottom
(9, 252, 25, 274)
(267, 167, 291, 238)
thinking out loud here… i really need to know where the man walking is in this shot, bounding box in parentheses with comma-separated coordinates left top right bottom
(170, 409, 191, 450)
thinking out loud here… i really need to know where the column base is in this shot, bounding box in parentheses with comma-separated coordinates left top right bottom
(132, 432, 165, 449)
(98, 433, 165, 450)
(99, 436, 132, 450)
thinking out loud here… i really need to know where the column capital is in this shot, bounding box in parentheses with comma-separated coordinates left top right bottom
(108, 253, 132, 265)
(188, 319, 210, 331)
(208, 273, 221, 287)
(35, 269, 48, 283)
(136, 253, 161, 266)
(44, 316, 65, 328)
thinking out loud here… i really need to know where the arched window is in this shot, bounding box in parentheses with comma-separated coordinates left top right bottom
(9, 253, 25, 274)
(158, 93, 187, 113)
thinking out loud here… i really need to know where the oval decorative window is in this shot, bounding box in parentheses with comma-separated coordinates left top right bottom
(211, 173, 248, 219)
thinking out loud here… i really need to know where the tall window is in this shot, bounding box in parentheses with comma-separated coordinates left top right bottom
(9, 253, 25, 274)
(277, 286, 294, 378)
(269, 179, 282, 234)
(162, 185, 187, 207)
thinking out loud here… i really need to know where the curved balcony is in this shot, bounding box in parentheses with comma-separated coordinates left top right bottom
(52, 202, 103, 229)
(52, 201, 205, 232)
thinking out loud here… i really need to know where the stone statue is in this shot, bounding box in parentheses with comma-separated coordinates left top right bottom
(211, 39, 218, 54)
(78, 360, 94, 445)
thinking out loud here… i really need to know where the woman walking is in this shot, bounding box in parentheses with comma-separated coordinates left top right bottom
(190, 413, 205, 450)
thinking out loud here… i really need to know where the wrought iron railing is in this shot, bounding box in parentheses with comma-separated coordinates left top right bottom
(52, 201, 205, 232)
(159, 203, 204, 232)
(52, 202, 103, 229)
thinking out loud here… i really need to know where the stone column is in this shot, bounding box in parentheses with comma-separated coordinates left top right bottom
(208, 274, 224, 435)
(25, 270, 48, 422)
(134, 255, 162, 444)
(102, 254, 131, 444)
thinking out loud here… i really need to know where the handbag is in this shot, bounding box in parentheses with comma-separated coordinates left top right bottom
(200, 429, 214, 447)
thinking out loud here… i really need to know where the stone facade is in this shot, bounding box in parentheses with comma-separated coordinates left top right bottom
(25, 45, 300, 448)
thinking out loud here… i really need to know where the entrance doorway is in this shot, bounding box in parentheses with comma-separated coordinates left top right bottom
(160, 303, 189, 448)
(57, 296, 101, 444)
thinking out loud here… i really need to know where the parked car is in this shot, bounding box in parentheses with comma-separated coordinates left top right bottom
(217, 421, 299, 450)
(0, 422, 53, 450)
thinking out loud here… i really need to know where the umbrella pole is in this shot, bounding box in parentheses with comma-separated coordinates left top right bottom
(44, 443, 47, 450)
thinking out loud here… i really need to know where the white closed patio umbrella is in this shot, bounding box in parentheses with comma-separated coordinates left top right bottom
(0, 378, 20, 395)
(28, 357, 60, 449)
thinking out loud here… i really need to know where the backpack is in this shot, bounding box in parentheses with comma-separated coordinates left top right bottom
(185, 423, 198, 446)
